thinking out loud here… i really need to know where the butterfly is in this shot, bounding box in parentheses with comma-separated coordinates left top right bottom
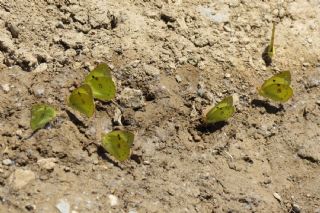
(101, 130, 134, 162)
(203, 96, 235, 124)
(84, 63, 116, 101)
(68, 84, 95, 117)
(30, 104, 57, 131)
(267, 22, 276, 59)
(258, 71, 293, 102)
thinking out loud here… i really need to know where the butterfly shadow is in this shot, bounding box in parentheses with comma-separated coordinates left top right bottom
(262, 45, 272, 67)
(66, 110, 87, 128)
(196, 121, 227, 134)
(251, 99, 284, 114)
(96, 145, 122, 169)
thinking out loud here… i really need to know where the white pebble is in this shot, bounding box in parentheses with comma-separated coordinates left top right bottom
(56, 199, 70, 213)
(2, 159, 13, 166)
(1, 84, 10, 93)
(108, 194, 119, 207)
(273, 192, 282, 202)
(224, 73, 231, 78)
(175, 75, 182, 83)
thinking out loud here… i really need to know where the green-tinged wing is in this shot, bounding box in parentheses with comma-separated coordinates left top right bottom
(68, 84, 95, 117)
(261, 71, 291, 89)
(85, 76, 116, 101)
(86, 63, 112, 78)
(85, 63, 116, 101)
(30, 104, 57, 131)
(205, 96, 235, 124)
(259, 83, 293, 103)
(102, 130, 134, 162)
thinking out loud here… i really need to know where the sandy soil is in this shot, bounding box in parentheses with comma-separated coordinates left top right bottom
(0, 0, 320, 212)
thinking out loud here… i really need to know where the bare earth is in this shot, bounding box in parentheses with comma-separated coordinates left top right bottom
(0, 0, 320, 212)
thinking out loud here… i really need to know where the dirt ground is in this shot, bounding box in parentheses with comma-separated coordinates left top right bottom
(0, 0, 320, 212)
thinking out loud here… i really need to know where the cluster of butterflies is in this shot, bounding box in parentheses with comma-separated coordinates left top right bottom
(30, 64, 134, 162)
(204, 23, 293, 124)
(30, 23, 293, 162)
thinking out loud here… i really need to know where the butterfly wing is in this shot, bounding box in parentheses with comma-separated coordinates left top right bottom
(102, 130, 134, 162)
(86, 63, 112, 78)
(85, 76, 116, 101)
(30, 104, 56, 131)
(261, 71, 291, 90)
(68, 84, 95, 117)
(259, 83, 293, 102)
(85, 64, 116, 101)
(205, 96, 235, 124)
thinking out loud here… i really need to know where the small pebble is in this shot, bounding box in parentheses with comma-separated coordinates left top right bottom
(224, 73, 231, 78)
(273, 192, 282, 202)
(33, 63, 48, 73)
(25, 204, 36, 211)
(1, 84, 10, 93)
(108, 194, 119, 207)
(2, 159, 14, 166)
(175, 75, 182, 83)
(291, 203, 301, 213)
(37, 158, 57, 171)
(56, 199, 70, 213)
(34, 87, 45, 97)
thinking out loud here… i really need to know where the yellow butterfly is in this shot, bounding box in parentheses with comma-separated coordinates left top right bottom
(84, 63, 116, 101)
(101, 130, 134, 162)
(258, 71, 293, 102)
(267, 22, 276, 59)
(204, 96, 235, 124)
(30, 104, 57, 131)
(68, 84, 95, 117)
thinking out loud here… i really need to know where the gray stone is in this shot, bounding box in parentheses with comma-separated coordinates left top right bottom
(143, 64, 160, 76)
(119, 88, 145, 109)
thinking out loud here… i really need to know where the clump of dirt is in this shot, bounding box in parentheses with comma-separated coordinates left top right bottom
(0, 0, 320, 212)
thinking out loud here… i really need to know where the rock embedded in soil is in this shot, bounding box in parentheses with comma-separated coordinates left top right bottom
(108, 194, 119, 207)
(14, 48, 38, 71)
(2, 158, 14, 166)
(56, 199, 70, 213)
(297, 139, 320, 163)
(37, 158, 58, 171)
(0, 31, 15, 53)
(143, 64, 160, 77)
(1, 83, 10, 93)
(8, 169, 36, 190)
(5, 22, 19, 38)
(59, 30, 85, 50)
(119, 87, 145, 109)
